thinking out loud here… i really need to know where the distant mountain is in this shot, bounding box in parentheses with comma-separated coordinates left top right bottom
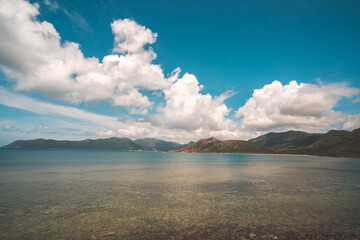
(249, 131, 323, 149)
(3, 137, 192, 152)
(289, 128, 360, 157)
(173, 137, 274, 154)
(4, 128, 359, 158)
(133, 138, 191, 151)
(174, 128, 360, 158)
(249, 128, 360, 157)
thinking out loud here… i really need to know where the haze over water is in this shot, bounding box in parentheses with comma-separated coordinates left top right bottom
(0, 149, 359, 239)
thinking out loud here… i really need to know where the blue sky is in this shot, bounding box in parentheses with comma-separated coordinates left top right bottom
(0, 0, 359, 145)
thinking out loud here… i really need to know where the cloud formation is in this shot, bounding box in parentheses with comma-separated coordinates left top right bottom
(0, 0, 359, 143)
(0, 86, 252, 142)
(0, 0, 245, 140)
(112, 18, 157, 53)
(0, 0, 170, 114)
(149, 73, 235, 132)
(236, 80, 360, 132)
(343, 114, 360, 130)
(0, 86, 120, 126)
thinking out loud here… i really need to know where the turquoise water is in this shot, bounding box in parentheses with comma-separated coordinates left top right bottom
(0, 149, 360, 239)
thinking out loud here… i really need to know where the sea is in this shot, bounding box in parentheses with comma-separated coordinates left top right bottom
(0, 148, 359, 239)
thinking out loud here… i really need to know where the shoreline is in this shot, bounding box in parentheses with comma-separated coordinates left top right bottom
(2, 147, 359, 159)
(169, 150, 360, 159)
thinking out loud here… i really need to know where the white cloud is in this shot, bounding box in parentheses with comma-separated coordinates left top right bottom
(149, 73, 232, 131)
(111, 18, 157, 53)
(146, 72, 253, 140)
(0, 0, 246, 141)
(343, 114, 360, 130)
(236, 80, 360, 132)
(0, 86, 120, 126)
(0, 86, 248, 142)
(1, 0, 359, 143)
(0, 86, 254, 142)
(0, 0, 170, 114)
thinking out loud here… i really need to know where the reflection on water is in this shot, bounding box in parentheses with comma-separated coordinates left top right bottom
(0, 149, 359, 239)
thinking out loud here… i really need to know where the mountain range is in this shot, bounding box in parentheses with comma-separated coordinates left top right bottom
(3, 128, 360, 158)
(174, 128, 360, 158)
(3, 137, 193, 152)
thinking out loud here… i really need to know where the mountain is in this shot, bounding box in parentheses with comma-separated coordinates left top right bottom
(3, 128, 359, 157)
(133, 138, 191, 151)
(249, 129, 352, 150)
(291, 128, 360, 157)
(173, 137, 274, 154)
(249, 131, 323, 149)
(3, 137, 191, 152)
(249, 128, 360, 157)
(174, 128, 360, 158)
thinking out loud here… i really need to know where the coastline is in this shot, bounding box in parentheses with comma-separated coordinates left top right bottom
(2, 147, 359, 159)
(169, 150, 360, 159)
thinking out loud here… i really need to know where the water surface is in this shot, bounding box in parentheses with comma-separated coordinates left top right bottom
(0, 149, 359, 239)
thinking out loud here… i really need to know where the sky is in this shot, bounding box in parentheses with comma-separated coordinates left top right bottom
(0, 0, 360, 146)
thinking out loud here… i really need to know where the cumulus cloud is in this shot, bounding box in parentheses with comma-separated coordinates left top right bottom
(145, 72, 253, 140)
(0, 0, 245, 140)
(149, 73, 234, 131)
(0, 0, 170, 114)
(111, 18, 157, 53)
(236, 80, 360, 131)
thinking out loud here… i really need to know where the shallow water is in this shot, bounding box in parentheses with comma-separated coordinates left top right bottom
(0, 149, 359, 239)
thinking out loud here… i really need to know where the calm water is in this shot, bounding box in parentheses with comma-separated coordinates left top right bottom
(0, 149, 359, 239)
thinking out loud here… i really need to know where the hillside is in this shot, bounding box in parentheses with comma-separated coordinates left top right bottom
(291, 128, 360, 157)
(249, 128, 359, 158)
(174, 137, 273, 154)
(174, 128, 360, 158)
(3, 128, 359, 158)
(3, 137, 191, 152)
(249, 130, 324, 149)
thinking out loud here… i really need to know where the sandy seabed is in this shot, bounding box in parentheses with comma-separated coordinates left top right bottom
(0, 149, 359, 239)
